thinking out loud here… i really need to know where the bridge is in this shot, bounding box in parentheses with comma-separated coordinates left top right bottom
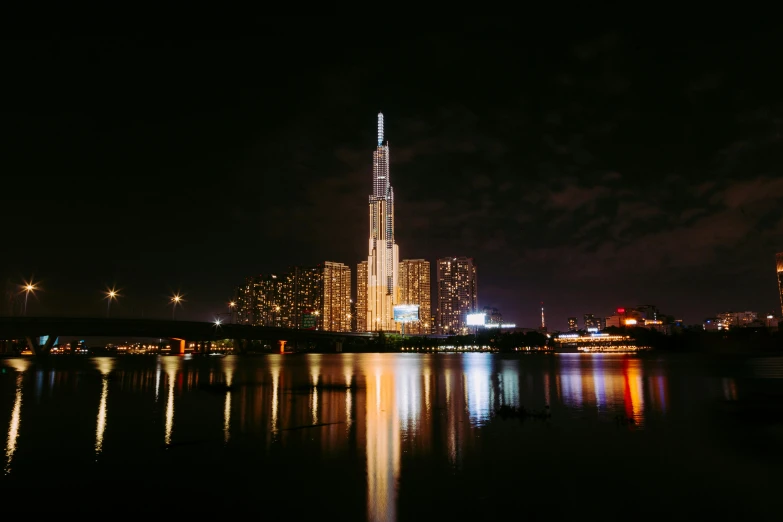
(0, 316, 379, 355)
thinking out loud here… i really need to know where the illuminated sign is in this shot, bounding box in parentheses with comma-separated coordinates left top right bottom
(587, 327, 598, 333)
(625, 319, 637, 325)
(466, 313, 486, 326)
(393, 304, 420, 323)
(617, 308, 626, 314)
(484, 323, 517, 328)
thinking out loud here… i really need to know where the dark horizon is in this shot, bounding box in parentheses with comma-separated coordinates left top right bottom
(2, 24, 782, 329)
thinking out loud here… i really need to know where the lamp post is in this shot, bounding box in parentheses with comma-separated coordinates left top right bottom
(170, 293, 184, 320)
(228, 301, 236, 324)
(21, 279, 39, 316)
(104, 287, 121, 317)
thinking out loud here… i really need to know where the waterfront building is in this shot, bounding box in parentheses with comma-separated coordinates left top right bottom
(567, 317, 578, 332)
(399, 259, 431, 334)
(436, 257, 478, 334)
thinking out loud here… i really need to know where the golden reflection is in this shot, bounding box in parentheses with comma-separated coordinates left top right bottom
(155, 364, 161, 402)
(270, 358, 280, 433)
(310, 355, 321, 425)
(223, 357, 236, 443)
(162, 357, 180, 446)
(365, 359, 400, 522)
(344, 359, 354, 429)
(423, 361, 432, 416)
(4, 359, 29, 475)
(93, 358, 114, 457)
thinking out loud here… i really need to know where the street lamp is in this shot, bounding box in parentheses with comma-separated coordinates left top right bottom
(170, 293, 184, 320)
(229, 301, 236, 324)
(20, 279, 40, 316)
(104, 286, 121, 317)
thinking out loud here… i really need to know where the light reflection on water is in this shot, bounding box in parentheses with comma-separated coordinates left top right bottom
(2, 353, 782, 519)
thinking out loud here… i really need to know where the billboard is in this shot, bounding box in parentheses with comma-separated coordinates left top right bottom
(302, 309, 317, 330)
(466, 313, 486, 326)
(393, 304, 420, 323)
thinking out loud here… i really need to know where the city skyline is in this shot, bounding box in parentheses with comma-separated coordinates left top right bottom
(2, 27, 782, 329)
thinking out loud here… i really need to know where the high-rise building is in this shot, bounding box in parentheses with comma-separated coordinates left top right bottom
(356, 261, 368, 332)
(567, 317, 578, 331)
(399, 259, 431, 334)
(237, 263, 352, 331)
(365, 113, 400, 332)
(321, 261, 352, 332)
(291, 266, 322, 328)
(777, 253, 783, 317)
(436, 257, 478, 334)
(583, 313, 597, 330)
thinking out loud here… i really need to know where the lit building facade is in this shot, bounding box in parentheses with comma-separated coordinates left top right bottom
(567, 317, 578, 332)
(365, 113, 399, 332)
(356, 261, 368, 332)
(235, 264, 349, 330)
(399, 259, 431, 334)
(777, 253, 783, 317)
(436, 257, 478, 334)
(291, 266, 322, 328)
(321, 261, 352, 332)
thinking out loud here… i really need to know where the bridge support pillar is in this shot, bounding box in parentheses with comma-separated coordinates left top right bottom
(278, 340, 287, 354)
(335, 340, 343, 353)
(171, 338, 185, 355)
(25, 334, 57, 356)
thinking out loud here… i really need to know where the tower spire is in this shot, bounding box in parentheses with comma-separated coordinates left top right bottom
(377, 112, 384, 146)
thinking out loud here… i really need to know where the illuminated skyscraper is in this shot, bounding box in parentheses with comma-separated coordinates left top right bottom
(436, 257, 477, 334)
(567, 317, 578, 331)
(399, 259, 431, 334)
(777, 253, 783, 317)
(365, 113, 399, 331)
(356, 261, 368, 332)
(321, 261, 352, 332)
(291, 266, 322, 328)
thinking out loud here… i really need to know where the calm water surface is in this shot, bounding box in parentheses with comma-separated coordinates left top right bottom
(2, 353, 782, 519)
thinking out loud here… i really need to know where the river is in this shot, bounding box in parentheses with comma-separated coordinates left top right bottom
(1, 353, 782, 519)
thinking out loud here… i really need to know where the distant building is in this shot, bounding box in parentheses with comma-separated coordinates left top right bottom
(777, 253, 783, 317)
(716, 311, 758, 329)
(567, 317, 578, 332)
(484, 306, 503, 325)
(399, 259, 431, 334)
(584, 314, 598, 330)
(436, 257, 478, 334)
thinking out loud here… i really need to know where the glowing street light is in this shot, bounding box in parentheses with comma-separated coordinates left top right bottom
(214, 318, 222, 328)
(20, 279, 40, 316)
(104, 286, 121, 317)
(228, 301, 236, 323)
(170, 293, 185, 320)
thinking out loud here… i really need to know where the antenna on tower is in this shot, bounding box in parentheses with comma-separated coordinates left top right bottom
(377, 112, 384, 145)
(541, 301, 546, 329)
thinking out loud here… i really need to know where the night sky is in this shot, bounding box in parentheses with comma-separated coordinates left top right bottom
(3, 24, 782, 329)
